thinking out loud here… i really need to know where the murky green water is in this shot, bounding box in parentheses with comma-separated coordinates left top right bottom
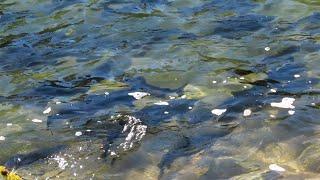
(0, 0, 320, 179)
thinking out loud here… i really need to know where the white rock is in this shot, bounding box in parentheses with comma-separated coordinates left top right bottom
(75, 131, 82, 136)
(6, 123, 13, 126)
(181, 95, 187, 99)
(243, 109, 252, 117)
(43, 107, 52, 114)
(212, 80, 217, 84)
(211, 109, 227, 116)
(265, 47, 270, 51)
(269, 164, 286, 172)
(0, 136, 5, 141)
(188, 106, 193, 110)
(271, 97, 295, 109)
(55, 101, 61, 104)
(128, 92, 150, 100)
(32, 119, 43, 123)
(288, 110, 295, 115)
(104, 92, 109, 95)
(239, 76, 245, 80)
(154, 101, 169, 106)
(294, 74, 301, 78)
(164, 111, 169, 114)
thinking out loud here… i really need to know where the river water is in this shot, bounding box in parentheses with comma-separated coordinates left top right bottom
(0, 0, 320, 179)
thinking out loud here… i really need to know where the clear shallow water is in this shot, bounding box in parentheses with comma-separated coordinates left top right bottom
(0, 0, 320, 179)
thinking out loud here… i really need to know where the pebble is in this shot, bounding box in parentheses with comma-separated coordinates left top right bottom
(265, 47, 270, 51)
(0, 136, 5, 141)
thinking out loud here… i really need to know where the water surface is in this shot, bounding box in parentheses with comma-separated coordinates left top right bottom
(0, 0, 320, 179)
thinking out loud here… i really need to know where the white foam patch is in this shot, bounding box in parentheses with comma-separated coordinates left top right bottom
(128, 92, 150, 100)
(43, 107, 52, 114)
(32, 119, 43, 123)
(269, 164, 285, 172)
(288, 110, 295, 115)
(211, 109, 227, 116)
(270, 89, 277, 93)
(75, 131, 82, 136)
(243, 109, 252, 117)
(120, 116, 147, 151)
(154, 101, 169, 106)
(53, 155, 68, 170)
(271, 97, 295, 109)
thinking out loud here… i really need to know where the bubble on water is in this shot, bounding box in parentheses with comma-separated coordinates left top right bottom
(128, 92, 150, 100)
(75, 131, 82, 136)
(52, 155, 68, 170)
(288, 110, 295, 115)
(270, 88, 277, 93)
(243, 109, 252, 117)
(32, 119, 43, 123)
(211, 109, 227, 116)
(119, 116, 147, 151)
(269, 164, 285, 172)
(271, 97, 295, 109)
(294, 74, 301, 78)
(154, 101, 169, 106)
(169, 96, 176, 99)
(43, 107, 52, 114)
